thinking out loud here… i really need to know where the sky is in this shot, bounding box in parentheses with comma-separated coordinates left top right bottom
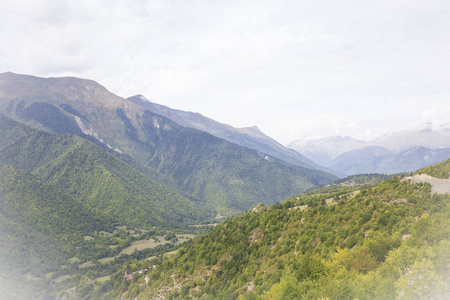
(1, 0, 450, 145)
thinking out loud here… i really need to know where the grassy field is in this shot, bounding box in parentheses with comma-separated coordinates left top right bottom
(98, 257, 115, 264)
(79, 261, 95, 269)
(119, 234, 195, 255)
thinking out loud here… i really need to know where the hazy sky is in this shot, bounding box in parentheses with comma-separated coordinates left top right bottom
(2, 0, 450, 144)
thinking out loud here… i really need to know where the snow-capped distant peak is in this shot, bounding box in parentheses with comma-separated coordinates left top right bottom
(371, 122, 450, 152)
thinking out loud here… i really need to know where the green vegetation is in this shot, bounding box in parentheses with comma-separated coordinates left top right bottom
(1, 74, 448, 299)
(415, 158, 450, 179)
(0, 164, 113, 242)
(0, 73, 337, 216)
(326, 173, 396, 187)
(1, 116, 448, 299)
(0, 166, 203, 299)
(141, 118, 336, 216)
(0, 115, 214, 228)
(0, 163, 114, 299)
(122, 170, 449, 299)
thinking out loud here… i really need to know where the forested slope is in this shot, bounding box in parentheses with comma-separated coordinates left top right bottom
(144, 125, 334, 214)
(0, 115, 213, 227)
(0, 164, 115, 299)
(0, 73, 337, 216)
(120, 163, 449, 299)
(416, 158, 450, 179)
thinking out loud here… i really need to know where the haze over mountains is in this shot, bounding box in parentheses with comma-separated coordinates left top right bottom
(128, 94, 450, 176)
(289, 123, 450, 175)
(2, 70, 449, 182)
(0, 72, 338, 298)
(0, 72, 448, 299)
(127, 94, 326, 172)
(0, 72, 335, 216)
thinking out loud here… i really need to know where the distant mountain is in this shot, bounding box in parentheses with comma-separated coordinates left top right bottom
(0, 72, 337, 216)
(384, 146, 450, 173)
(328, 146, 450, 175)
(128, 94, 326, 171)
(289, 123, 450, 175)
(288, 136, 366, 166)
(372, 122, 450, 152)
(328, 146, 392, 175)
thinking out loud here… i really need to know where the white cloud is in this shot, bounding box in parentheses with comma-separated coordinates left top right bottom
(1, 0, 449, 144)
(421, 104, 450, 125)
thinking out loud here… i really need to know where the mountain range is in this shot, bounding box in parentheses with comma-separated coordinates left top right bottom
(288, 123, 450, 175)
(127, 94, 330, 173)
(0, 115, 211, 228)
(0, 72, 336, 217)
(0, 72, 448, 299)
(0, 72, 337, 298)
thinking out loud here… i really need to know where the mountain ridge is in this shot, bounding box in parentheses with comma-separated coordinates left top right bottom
(0, 114, 213, 227)
(0, 72, 337, 216)
(127, 94, 332, 174)
(289, 124, 450, 175)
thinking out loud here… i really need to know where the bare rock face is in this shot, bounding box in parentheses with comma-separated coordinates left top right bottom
(403, 173, 450, 194)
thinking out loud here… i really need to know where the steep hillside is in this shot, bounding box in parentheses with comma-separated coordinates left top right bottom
(0, 72, 337, 215)
(142, 124, 335, 214)
(415, 158, 450, 179)
(0, 115, 213, 227)
(0, 164, 113, 243)
(113, 162, 449, 300)
(128, 95, 324, 171)
(0, 163, 114, 299)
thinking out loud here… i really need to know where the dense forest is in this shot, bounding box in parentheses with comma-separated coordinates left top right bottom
(110, 160, 450, 300)
(0, 162, 210, 300)
(0, 115, 214, 228)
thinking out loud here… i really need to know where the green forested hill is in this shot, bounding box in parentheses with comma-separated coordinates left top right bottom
(415, 158, 450, 179)
(0, 115, 213, 227)
(0, 164, 113, 242)
(0, 73, 337, 216)
(118, 166, 449, 299)
(0, 163, 115, 299)
(34, 140, 213, 227)
(144, 123, 334, 215)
